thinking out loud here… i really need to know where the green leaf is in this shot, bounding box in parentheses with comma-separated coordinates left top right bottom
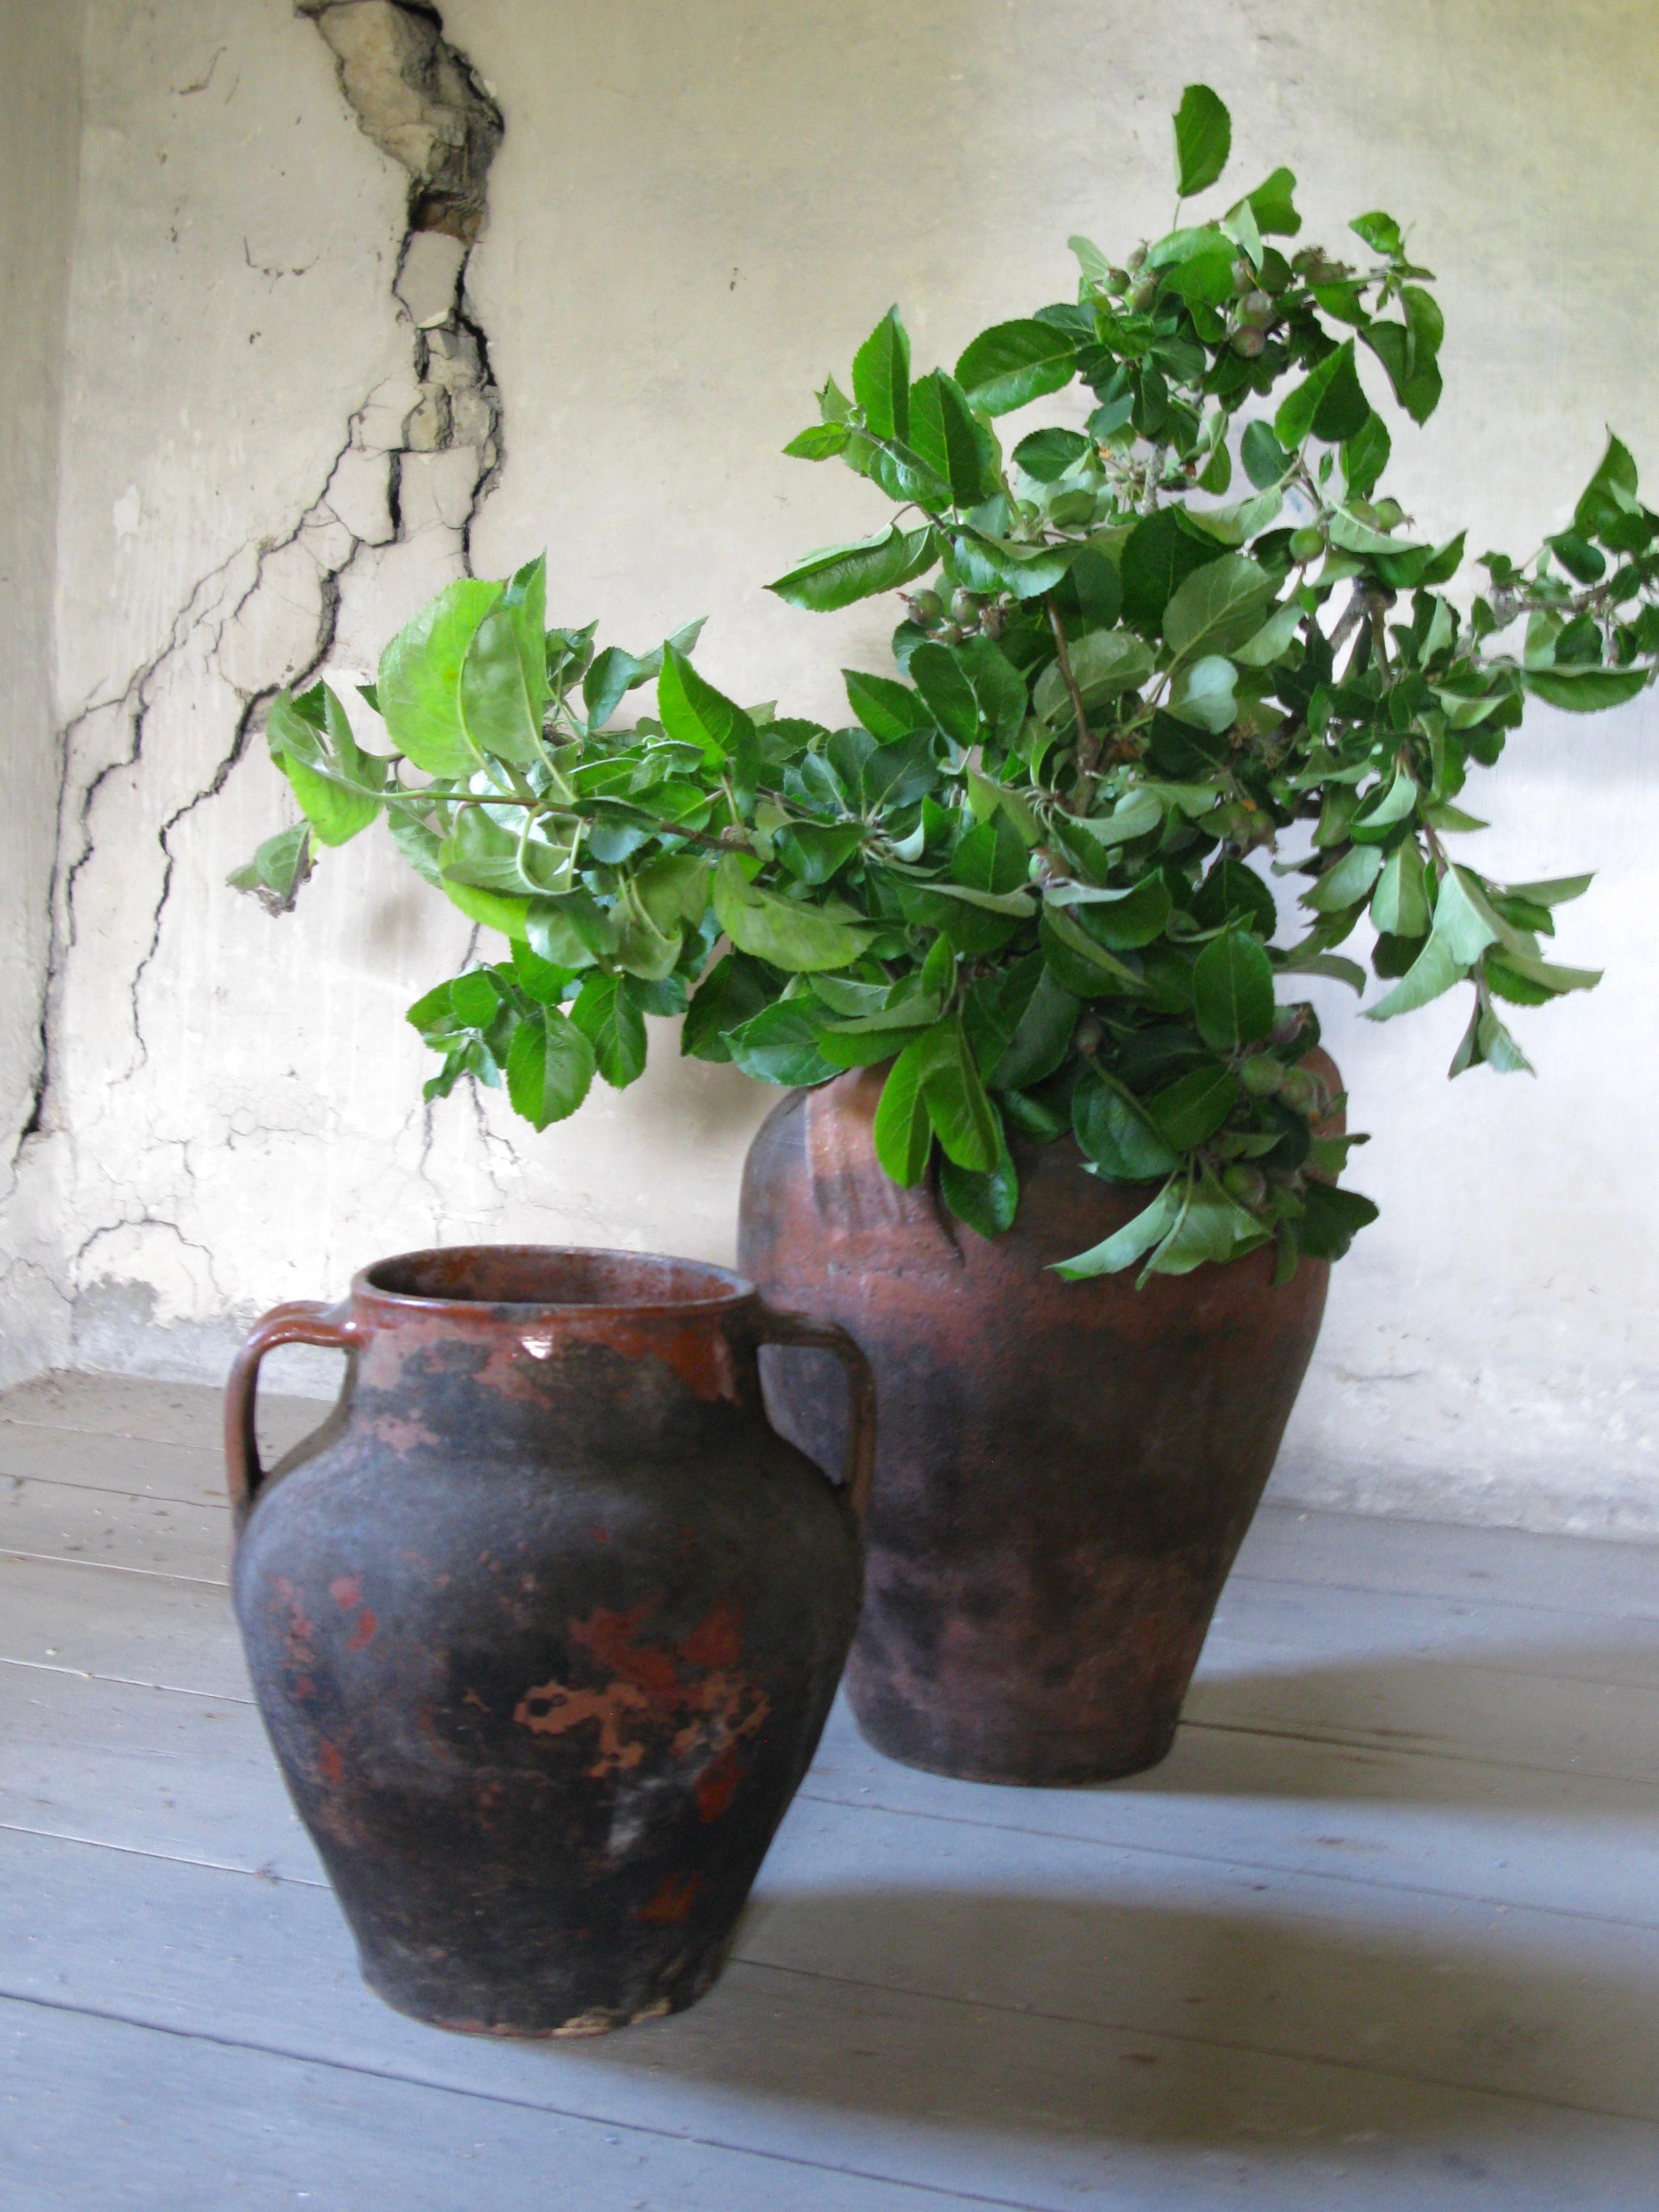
(506, 1006, 596, 1129)
(1169, 654, 1238, 736)
(1364, 930, 1466, 1020)
(1120, 507, 1228, 629)
(1233, 166, 1300, 237)
(1503, 873, 1593, 909)
(681, 952, 772, 1063)
(1304, 843, 1384, 913)
(1234, 600, 1303, 668)
(873, 1026, 952, 1184)
(923, 1019, 1000, 1170)
(658, 645, 754, 779)
(725, 999, 839, 1087)
(956, 637, 1029, 747)
(949, 531, 1076, 600)
(441, 879, 534, 941)
(1073, 1075, 1180, 1181)
(1068, 234, 1110, 283)
(1435, 865, 1504, 964)
(269, 688, 383, 847)
(1343, 410, 1392, 501)
(377, 577, 504, 775)
(1193, 930, 1275, 1051)
(1053, 1178, 1182, 1280)
(1544, 530, 1606, 585)
(1012, 427, 1090, 483)
(1240, 421, 1292, 490)
(1298, 1180, 1380, 1260)
(1574, 432, 1641, 540)
(765, 523, 937, 613)
(1146, 1063, 1240, 1150)
(939, 1135, 1020, 1239)
(458, 556, 551, 766)
(1162, 553, 1274, 660)
(843, 668, 933, 741)
(1350, 210, 1403, 257)
(1370, 841, 1431, 937)
(990, 963, 1078, 1090)
(1066, 786, 1166, 851)
(909, 370, 1001, 506)
(1361, 322, 1443, 425)
(1047, 872, 1172, 948)
(909, 640, 981, 746)
(1487, 947, 1602, 996)
(1032, 628, 1156, 729)
(571, 970, 648, 1089)
(1350, 764, 1420, 840)
(852, 306, 910, 442)
(713, 853, 871, 973)
(782, 422, 852, 461)
(1173, 83, 1231, 197)
(227, 823, 312, 910)
(1524, 665, 1647, 713)
(954, 319, 1080, 415)
(1275, 339, 1368, 448)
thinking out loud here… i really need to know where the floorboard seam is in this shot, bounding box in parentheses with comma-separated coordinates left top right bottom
(722, 1955, 1659, 2129)
(791, 1787, 1659, 1936)
(0, 1547, 228, 1589)
(5, 1821, 1658, 2122)
(0, 1986, 1055, 2211)
(0, 1655, 254, 1703)
(0, 1819, 325, 1886)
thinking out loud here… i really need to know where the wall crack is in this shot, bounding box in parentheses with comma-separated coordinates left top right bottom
(9, 1, 507, 1362)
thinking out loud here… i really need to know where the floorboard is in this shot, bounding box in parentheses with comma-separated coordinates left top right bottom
(5, 1369, 1659, 2205)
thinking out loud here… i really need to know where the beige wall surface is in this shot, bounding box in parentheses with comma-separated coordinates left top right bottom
(0, 0, 83, 1382)
(2, 1, 1655, 1531)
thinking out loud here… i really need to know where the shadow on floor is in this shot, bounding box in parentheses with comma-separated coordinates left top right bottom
(1131, 1637, 1659, 1812)
(559, 1883, 1655, 2151)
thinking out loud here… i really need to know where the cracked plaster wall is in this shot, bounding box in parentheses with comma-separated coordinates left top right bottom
(4, 0, 1658, 1534)
(0, 0, 83, 1382)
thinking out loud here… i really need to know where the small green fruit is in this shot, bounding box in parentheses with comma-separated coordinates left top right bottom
(950, 588, 984, 627)
(934, 621, 965, 646)
(1222, 1163, 1268, 1209)
(1240, 1055, 1284, 1099)
(1239, 289, 1274, 326)
(1231, 325, 1267, 359)
(906, 589, 944, 628)
(1271, 1006, 1306, 1048)
(1279, 1067, 1321, 1114)
(979, 601, 1006, 640)
(1289, 526, 1325, 563)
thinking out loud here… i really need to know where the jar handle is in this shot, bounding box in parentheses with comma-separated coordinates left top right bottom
(224, 1300, 357, 1535)
(753, 1305, 877, 1524)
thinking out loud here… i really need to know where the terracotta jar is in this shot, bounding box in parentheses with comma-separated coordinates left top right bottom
(227, 1246, 874, 2036)
(738, 1070, 1331, 1787)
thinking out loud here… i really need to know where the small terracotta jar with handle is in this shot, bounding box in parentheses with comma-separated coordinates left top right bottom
(226, 1245, 874, 2038)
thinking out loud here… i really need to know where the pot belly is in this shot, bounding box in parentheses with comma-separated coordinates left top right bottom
(739, 1071, 1329, 1785)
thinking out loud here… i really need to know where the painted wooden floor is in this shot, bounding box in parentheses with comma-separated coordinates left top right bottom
(4, 1372, 1659, 2209)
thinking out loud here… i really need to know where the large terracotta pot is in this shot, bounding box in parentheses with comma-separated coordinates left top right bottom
(738, 1070, 1331, 1787)
(227, 1245, 874, 2036)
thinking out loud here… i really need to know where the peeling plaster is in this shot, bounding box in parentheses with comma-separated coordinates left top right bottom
(2, 0, 509, 1385)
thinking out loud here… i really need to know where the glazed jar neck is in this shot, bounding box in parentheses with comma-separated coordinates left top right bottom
(342, 1301, 764, 1459)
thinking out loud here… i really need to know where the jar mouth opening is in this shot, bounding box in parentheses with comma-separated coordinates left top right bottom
(358, 1245, 752, 1316)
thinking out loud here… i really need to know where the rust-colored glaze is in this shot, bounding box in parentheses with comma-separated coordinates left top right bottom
(227, 1246, 875, 2036)
(738, 1069, 1335, 1787)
